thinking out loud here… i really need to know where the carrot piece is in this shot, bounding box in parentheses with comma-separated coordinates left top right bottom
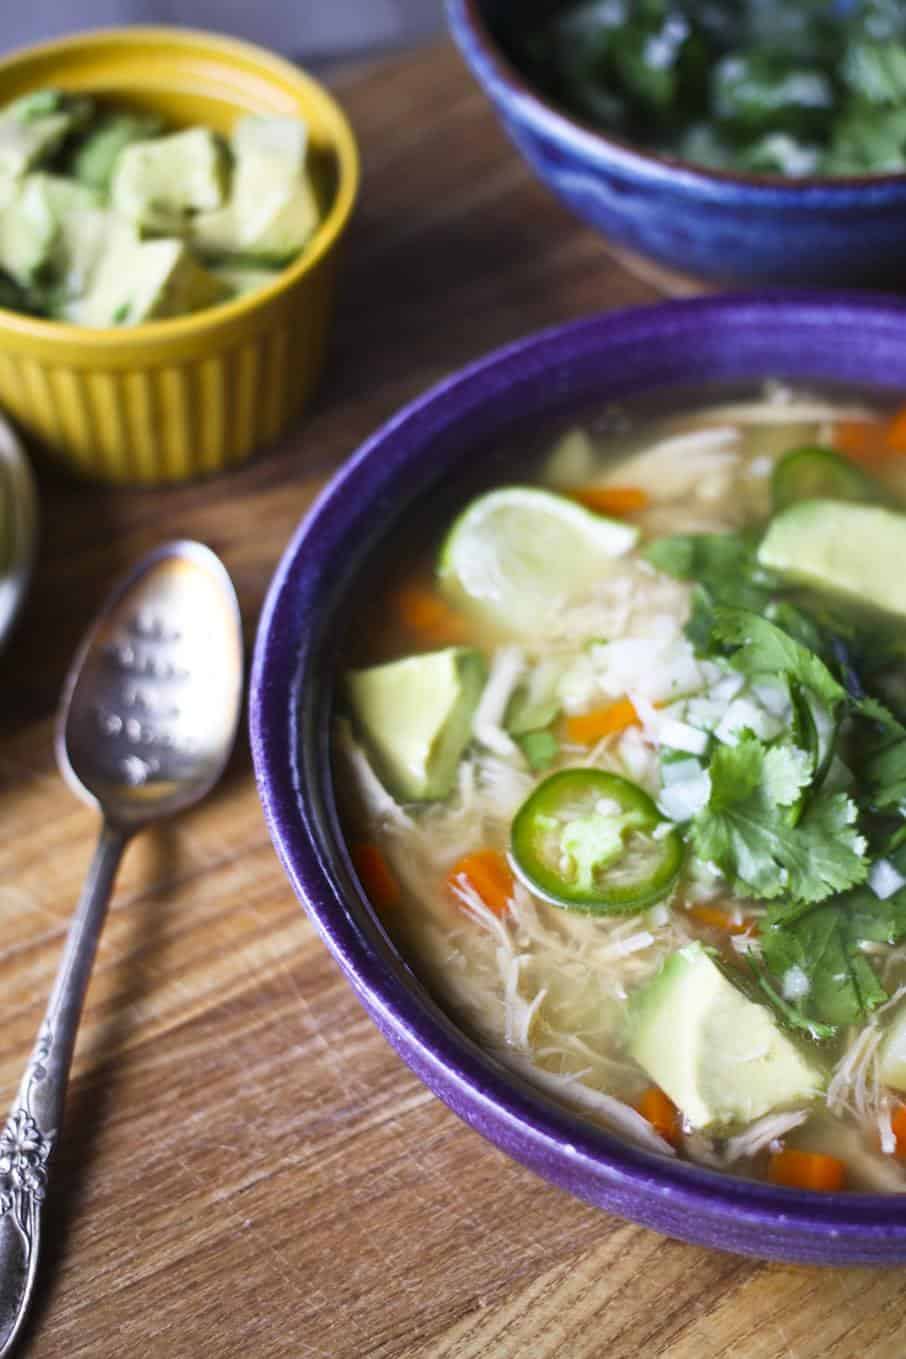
(767, 1149, 846, 1192)
(687, 904, 753, 936)
(572, 485, 650, 516)
(891, 1106, 906, 1159)
(833, 419, 887, 463)
(447, 849, 515, 916)
(636, 1086, 680, 1146)
(352, 843, 401, 912)
(564, 696, 641, 746)
(394, 583, 466, 642)
(886, 405, 906, 453)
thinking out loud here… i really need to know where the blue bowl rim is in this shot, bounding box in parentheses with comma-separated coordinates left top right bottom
(447, 0, 906, 194)
(251, 291, 906, 1255)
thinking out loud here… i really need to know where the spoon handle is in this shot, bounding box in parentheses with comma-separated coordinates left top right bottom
(0, 821, 128, 1357)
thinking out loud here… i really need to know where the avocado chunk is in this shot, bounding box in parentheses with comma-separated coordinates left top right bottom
(628, 942, 825, 1130)
(111, 127, 228, 233)
(69, 111, 163, 193)
(234, 115, 308, 167)
(27, 175, 107, 300)
(211, 263, 281, 298)
(0, 176, 58, 286)
(9, 174, 109, 309)
(0, 90, 94, 176)
(0, 172, 106, 297)
(759, 499, 906, 620)
(345, 647, 487, 802)
(878, 1004, 906, 1093)
(29, 172, 103, 218)
(192, 115, 318, 264)
(69, 221, 229, 326)
(47, 206, 111, 309)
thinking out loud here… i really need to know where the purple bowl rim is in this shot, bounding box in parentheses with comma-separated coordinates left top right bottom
(447, 0, 906, 194)
(251, 291, 906, 1243)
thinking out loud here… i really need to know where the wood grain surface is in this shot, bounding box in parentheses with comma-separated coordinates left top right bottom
(1, 38, 904, 1359)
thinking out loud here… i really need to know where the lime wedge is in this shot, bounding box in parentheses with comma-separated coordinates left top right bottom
(438, 486, 639, 638)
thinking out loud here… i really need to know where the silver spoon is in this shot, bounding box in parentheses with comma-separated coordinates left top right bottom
(0, 540, 243, 1356)
(0, 417, 38, 651)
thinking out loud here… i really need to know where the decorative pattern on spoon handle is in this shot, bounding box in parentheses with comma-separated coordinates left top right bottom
(0, 824, 127, 1358)
(0, 1032, 55, 1358)
(0, 1026, 54, 1239)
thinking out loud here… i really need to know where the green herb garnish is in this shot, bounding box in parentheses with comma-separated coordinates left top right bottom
(501, 0, 906, 176)
(690, 732, 867, 906)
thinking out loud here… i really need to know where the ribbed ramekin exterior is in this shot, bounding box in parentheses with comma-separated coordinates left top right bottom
(0, 251, 335, 483)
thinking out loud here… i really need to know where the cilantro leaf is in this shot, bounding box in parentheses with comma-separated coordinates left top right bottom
(750, 967, 837, 1041)
(711, 608, 845, 709)
(764, 599, 827, 655)
(760, 899, 888, 1030)
(684, 587, 720, 655)
(761, 743, 813, 806)
(644, 531, 778, 603)
(848, 883, 906, 946)
(843, 38, 906, 105)
(862, 739, 906, 811)
(690, 732, 867, 904)
(758, 852, 906, 1034)
(643, 532, 781, 653)
(856, 695, 906, 734)
(755, 838, 906, 1034)
(853, 695, 906, 810)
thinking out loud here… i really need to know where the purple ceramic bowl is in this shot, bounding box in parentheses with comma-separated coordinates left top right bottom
(251, 293, 906, 1265)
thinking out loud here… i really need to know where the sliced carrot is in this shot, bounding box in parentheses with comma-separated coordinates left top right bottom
(393, 583, 466, 642)
(767, 1148, 846, 1192)
(891, 1106, 906, 1159)
(687, 903, 753, 936)
(572, 485, 650, 516)
(447, 849, 515, 917)
(352, 843, 401, 912)
(833, 419, 888, 464)
(564, 696, 641, 746)
(886, 404, 906, 453)
(635, 1086, 680, 1146)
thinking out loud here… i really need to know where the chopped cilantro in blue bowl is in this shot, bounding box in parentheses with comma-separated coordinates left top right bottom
(448, 0, 906, 287)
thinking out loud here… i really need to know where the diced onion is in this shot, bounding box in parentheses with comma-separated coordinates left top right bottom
(658, 770, 711, 822)
(662, 757, 703, 787)
(869, 859, 906, 901)
(782, 965, 810, 1001)
(657, 718, 710, 755)
(715, 696, 783, 746)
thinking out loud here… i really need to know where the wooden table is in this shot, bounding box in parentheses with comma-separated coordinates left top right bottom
(1, 39, 904, 1359)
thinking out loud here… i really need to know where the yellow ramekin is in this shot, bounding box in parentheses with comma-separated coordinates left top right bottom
(0, 27, 359, 483)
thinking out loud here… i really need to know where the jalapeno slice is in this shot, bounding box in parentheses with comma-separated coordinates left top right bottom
(771, 446, 885, 513)
(509, 768, 684, 914)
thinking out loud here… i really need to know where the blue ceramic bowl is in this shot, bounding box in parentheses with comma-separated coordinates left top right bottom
(252, 293, 906, 1264)
(447, 0, 906, 290)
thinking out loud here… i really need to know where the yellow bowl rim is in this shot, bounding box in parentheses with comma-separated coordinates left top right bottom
(0, 25, 360, 348)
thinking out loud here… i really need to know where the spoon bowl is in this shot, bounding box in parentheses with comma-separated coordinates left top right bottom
(58, 541, 243, 826)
